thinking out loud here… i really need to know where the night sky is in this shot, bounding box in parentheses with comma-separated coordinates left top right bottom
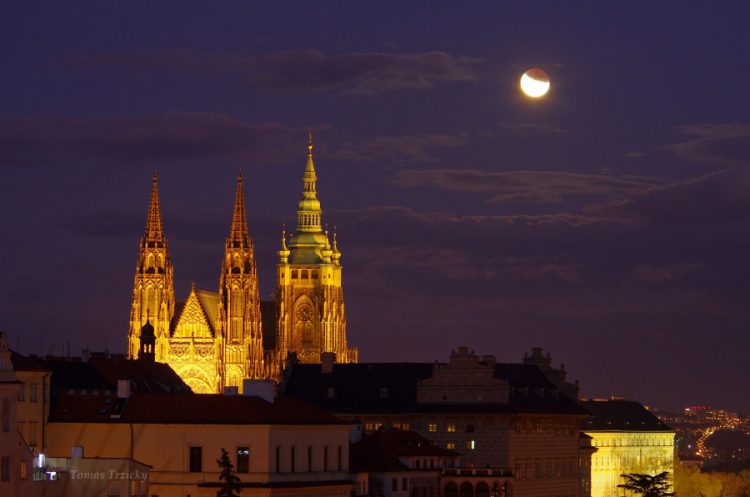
(2, 2, 749, 412)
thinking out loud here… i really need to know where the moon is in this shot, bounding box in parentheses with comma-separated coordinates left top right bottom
(520, 68, 550, 98)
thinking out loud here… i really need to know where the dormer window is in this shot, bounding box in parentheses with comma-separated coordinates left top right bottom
(380, 387, 388, 398)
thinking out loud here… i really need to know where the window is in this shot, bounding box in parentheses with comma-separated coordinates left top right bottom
(30, 383, 38, 403)
(1, 398, 8, 432)
(446, 442, 455, 450)
(466, 440, 476, 450)
(428, 423, 437, 432)
(236, 447, 249, 473)
(402, 477, 408, 491)
(275, 446, 281, 473)
(323, 446, 329, 471)
(337, 445, 342, 471)
(18, 384, 25, 402)
(392, 477, 398, 491)
(189, 447, 202, 472)
(466, 424, 474, 433)
(446, 423, 456, 433)
(291, 446, 296, 473)
(380, 387, 388, 398)
(1, 456, 9, 482)
(29, 422, 38, 446)
(326, 387, 335, 398)
(19, 459, 27, 480)
(307, 446, 313, 472)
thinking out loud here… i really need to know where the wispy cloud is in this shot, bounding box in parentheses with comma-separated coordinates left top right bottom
(330, 134, 466, 162)
(0, 112, 304, 167)
(69, 50, 482, 95)
(668, 123, 750, 167)
(392, 168, 668, 204)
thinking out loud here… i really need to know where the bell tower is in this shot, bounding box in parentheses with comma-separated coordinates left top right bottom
(127, 173, 175, 361)
(218, 174, 264, 389)
(276, 134, 357, 365)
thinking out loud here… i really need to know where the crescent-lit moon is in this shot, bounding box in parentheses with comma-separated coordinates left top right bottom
(520, 68, 550, 98)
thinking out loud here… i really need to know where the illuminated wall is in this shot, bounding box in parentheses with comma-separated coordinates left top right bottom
(586, 431, 675, 497)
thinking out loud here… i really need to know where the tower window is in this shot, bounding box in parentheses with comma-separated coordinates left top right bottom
(291, 270, 298, 278)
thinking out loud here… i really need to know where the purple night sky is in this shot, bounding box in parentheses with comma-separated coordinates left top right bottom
(1, 2, 749, 412)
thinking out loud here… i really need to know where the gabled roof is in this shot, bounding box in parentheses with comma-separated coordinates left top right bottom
(351, 429, 457, 473)
(11, 352, 191, 395)
(49, 393, 348, 425)
(171, 288, 219, 337)
(282, 362, 589, 416)
(580, 399, 674, 432)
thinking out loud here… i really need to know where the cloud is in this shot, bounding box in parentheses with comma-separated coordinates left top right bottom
(669, 123, 750, 167)
(392, 168, 668, 204)
(0, 112, 303, 167)
(629, 263, 698, 285)
(69, 50, 481, 95)
(497, 122, 565, 134)
(329, 134, 466, 162)
(596, 167, 750, 225)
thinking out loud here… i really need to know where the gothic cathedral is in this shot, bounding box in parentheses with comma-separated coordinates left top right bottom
(126, 137, 358, 393)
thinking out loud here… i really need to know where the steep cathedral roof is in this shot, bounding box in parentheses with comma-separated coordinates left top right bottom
(170, 287, 220, 337)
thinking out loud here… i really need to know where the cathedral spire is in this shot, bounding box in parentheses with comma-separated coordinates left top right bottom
(145, 172, 164, 241)
(229, 173, 249, 245)
(297, 131, 322, 233)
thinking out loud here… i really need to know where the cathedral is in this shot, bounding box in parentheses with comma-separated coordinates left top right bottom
(126, 137, 358, 393)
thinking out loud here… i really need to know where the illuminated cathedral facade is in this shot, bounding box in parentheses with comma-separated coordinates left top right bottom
(126, 138, 358, 393)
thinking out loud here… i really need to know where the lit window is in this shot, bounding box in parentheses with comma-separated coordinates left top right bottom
(428, 423, 437, 432)
(447, 442, 456, 450)
(236, 447, 249, 473)
(466, 440, 476, 450)
(447, 423, 456, 433)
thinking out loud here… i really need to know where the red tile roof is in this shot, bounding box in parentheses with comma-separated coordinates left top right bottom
(50, 393, 348, 425)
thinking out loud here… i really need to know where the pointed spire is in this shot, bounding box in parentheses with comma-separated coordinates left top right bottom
(229, 173, 250, 244)
(144, 171, 164, 241)
(297, 133, 322, 233)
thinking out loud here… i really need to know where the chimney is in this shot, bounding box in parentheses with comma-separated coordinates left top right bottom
(117, 379, 131, 399)
(243, 379, 275, 403)
(321, 352, 336, 374)
(481, 354, 496, 369)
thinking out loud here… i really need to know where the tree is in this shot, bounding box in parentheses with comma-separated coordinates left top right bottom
(618, 472, 675, 497)
(216, 448, 241, 497)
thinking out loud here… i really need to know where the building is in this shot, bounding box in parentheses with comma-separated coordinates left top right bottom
(282, 346, 593, 497)
(45, 392, 353, 497)
(11, 349, 191, 460)
(125, 136, 357, 393)
(521, 347, 579, 401)
(350, 429, 464, 497)
(581, 399, 675, 497)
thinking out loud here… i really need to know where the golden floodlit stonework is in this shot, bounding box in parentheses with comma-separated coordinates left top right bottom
(126, 136, 357, 392)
